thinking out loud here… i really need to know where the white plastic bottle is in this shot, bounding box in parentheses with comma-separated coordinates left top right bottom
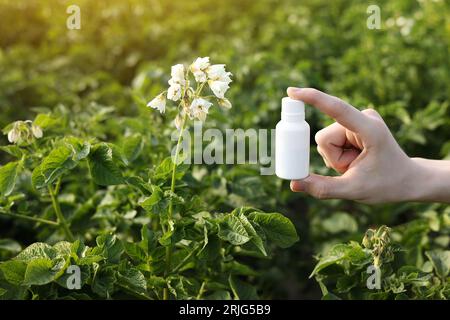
(275, 97, 310, 180)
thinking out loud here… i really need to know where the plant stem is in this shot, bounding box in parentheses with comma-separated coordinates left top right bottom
(162, 287, 169, 301)
(168, 114, 187, 224)
(163, 113, 188, 300)
(196, 281, 206, 300)
(54, 176, 62, 194)
(172, 246, 198, 273)
(0, 210, 59, 226)
(48, 183, 75, 241)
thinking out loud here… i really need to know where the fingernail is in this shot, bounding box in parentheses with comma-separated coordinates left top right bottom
(287, 87, 301, 95)
(290, 180, 303, 192)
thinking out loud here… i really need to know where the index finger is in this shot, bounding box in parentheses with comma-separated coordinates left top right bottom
(287, 87, 372, 135)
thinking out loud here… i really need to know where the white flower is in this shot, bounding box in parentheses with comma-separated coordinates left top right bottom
(170, 64, 186, 85)
(190, 57, 210, 83)
(147, 93, 166, 113)
(189, 98, 212, 121)
(7, 127, 20, 144)
(6, 120, 42, 144)
(206, 64, 232, 84)
(146, 59, 232, 125)
(167, 80, 182, 101)
(166, 63, 186, 101)
(218, 98, 232, 109)
(192, 57, 210, 70)
(206, 64, 232, 98)
(208, 80, 230, 99)
(31, 124, 43, 139)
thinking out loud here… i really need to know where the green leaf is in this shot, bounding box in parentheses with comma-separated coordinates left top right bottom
(223, 261, 258, 276)
(311, 245, 351, 277)
(0, 146, 23, 158)
(122, 134, 144, 164)
(125, 175, 151, 194)
(31, 164, 45, 189)
(0, 161, 20, 197)
(71, 240, 86, 258)
(228, 275, 258, 300)
(32, 145, 77, 188)
(95, 234, 124, 264)
(198, 234, 221, 261)
(53, 241, 73, 256)
(218, 214, 251, 245)
(64, 137, 91, 161)
(425, 250, 450, 278)
(0, 282, 27, 299)
(23, 257, 66, 286)
(91, 267, 116, 298)
(336, 275, 358, 293)
(167, 276, 190, 299)
(34, 114, 60, 129)
(117, 268, 147, 297)
(124, 242, 147, 262)
(140, 186, 168, 215)
(159, 225, 185, 247)
(78, 255, 104, 265)
(159, 229, 173, 246)
(0, 260, 27, 285)
(148, 247, 166, 274)
(23, 258, 53, 285)
(249, 212, 299, 248)
(15, 243, 57, 262)
(152, 157, 189, 183)
(88, 143, 124, 186)
(310, 243, 370, 277)
(153, 158, 173, 180)
(139, 226, 157, 254)
(147, 275, 166, 290)
(238, 214, 266, 256)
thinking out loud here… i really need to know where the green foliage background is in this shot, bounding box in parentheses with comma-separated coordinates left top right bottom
(0, 0, 449, 299)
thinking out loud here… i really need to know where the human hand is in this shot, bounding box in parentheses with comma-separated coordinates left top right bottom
(287, 87, 447, 204)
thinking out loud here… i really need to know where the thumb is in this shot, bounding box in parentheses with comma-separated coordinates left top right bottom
(290, 174, 350, 200)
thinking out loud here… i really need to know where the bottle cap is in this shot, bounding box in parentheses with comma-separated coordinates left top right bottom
(282, 97, 304, 119)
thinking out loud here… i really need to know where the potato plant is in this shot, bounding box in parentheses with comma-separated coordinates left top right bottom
(0, 0, 449, 300)
(312, 225, 449, 299)
(0, 74, 299, 299)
